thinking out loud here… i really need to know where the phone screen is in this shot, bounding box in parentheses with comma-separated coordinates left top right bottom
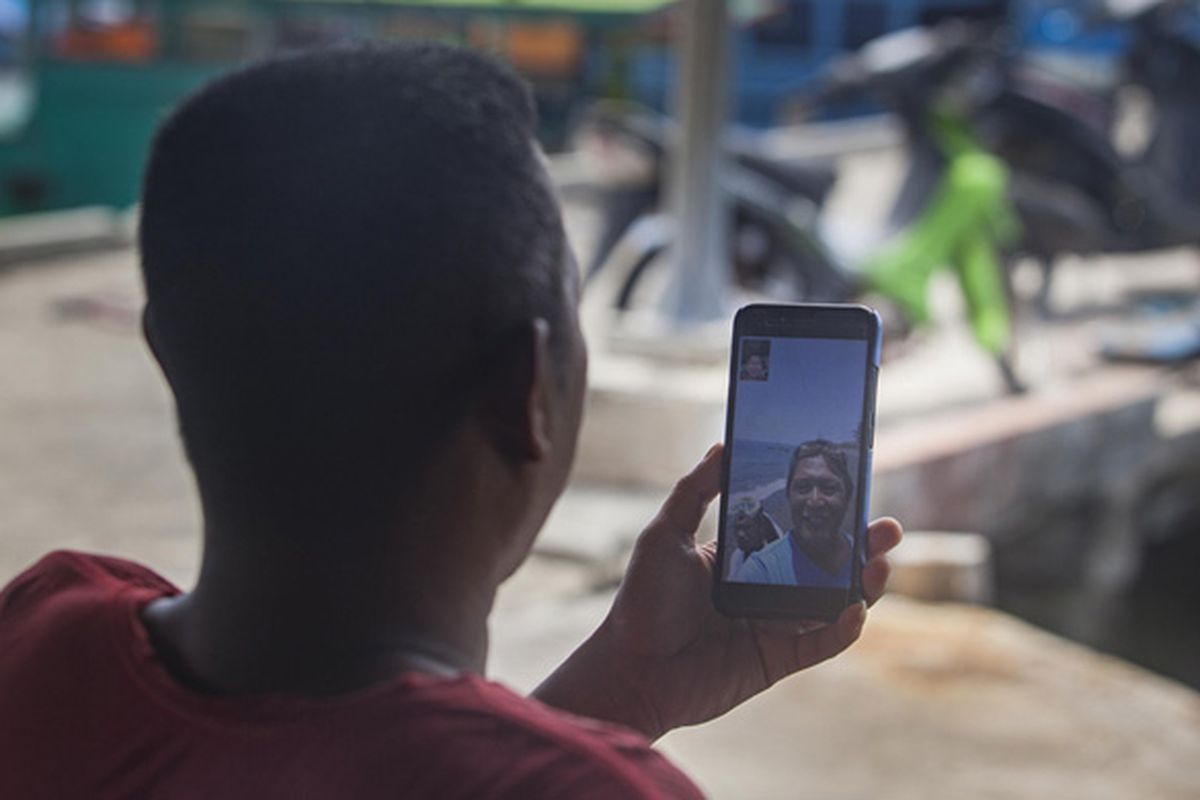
(714, 304, 879, 619)
(710, 303, 883, 623)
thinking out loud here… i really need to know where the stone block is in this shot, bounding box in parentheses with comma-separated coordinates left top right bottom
(886, 530, 994, 604)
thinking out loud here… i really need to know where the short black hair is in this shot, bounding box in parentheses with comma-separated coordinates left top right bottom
(741, 339, 769, 361)
(786, 440, 853, 499)
(140, 42, 569, 528)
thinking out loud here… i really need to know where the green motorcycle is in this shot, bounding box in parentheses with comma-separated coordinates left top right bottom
(594, 21, 1024, 391)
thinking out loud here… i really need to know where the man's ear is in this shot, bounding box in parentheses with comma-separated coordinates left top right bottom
(478, 318, 554, 464)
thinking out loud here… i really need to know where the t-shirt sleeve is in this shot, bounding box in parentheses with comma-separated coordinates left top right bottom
(0, 550, 176, 622)
(451, 680, 705, 799)
(0, 551, 88, 622)
(487, 733, 704, 799)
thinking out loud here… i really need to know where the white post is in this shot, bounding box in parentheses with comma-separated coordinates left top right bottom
(659, 0, 731, 324)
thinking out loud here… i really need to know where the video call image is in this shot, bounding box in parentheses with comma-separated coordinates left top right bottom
(726, 336, 868, 588)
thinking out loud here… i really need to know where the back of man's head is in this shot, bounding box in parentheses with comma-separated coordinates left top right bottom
(140, 43, 568, 534)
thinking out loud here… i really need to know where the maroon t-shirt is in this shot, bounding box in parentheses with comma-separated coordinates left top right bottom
(0, 552, 703, 799)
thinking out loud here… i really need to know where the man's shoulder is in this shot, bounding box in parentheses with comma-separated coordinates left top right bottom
(740, 534, 793, 583)
(409, 676, 702, 798)
(0, 550, 176, 626)
(754, 533, 792, 563)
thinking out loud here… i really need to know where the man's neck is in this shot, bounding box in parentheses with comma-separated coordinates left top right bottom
(141, 425, 547, 698)
(792, 527, 850, 575)
(142, 532, 497, 697)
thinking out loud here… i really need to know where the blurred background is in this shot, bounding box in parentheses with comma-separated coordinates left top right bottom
(1, 1, 1198, 797)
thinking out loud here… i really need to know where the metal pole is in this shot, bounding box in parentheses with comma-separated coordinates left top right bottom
(659, 0, 731, 324)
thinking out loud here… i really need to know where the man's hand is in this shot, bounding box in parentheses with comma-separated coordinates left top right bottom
(533, 444, 902, 740)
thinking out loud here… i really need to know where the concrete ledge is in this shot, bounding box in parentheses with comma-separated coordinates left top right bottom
(573, 351, 725, 488)
(872, 368, 1167, 590)
(0, 207, 134, 266)
(873, 366, 1162, 472)
(888, 531, 994, 604)
(574, 348, 1179, 592)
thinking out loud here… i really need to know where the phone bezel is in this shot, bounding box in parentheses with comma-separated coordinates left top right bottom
(712, 303, 882, 621)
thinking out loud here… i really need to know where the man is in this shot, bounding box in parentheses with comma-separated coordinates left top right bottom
(0, 44, 901, 797)
(739, 353, 768, 381)
(736, 441, 857, 586)
(726, 496, 781, 576)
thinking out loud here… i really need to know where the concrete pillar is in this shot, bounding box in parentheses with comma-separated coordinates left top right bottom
(659, 0, 731, 324)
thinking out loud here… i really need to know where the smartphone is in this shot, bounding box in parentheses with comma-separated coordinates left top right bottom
(713, 303, 881, 621)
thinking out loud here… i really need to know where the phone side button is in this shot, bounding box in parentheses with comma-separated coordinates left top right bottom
(867, 365, 879, 449)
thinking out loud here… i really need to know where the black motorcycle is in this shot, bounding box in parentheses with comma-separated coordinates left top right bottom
(974, 0, 1200, 307)
(571, 100, 854, 307)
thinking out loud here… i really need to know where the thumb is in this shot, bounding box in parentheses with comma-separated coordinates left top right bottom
(647, 444, 723, 545)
